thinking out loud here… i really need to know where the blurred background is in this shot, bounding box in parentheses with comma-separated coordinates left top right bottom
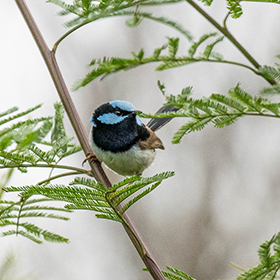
(1, 0, 280, 279)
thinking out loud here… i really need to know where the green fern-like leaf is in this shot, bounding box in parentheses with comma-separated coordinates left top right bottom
(2, 229, 42, 244)
(0, 194, 71, 243)
(51, 102, 67, 152)
(188, 33, 217, 58)
(226, 0, 243, 19)
(69, 177, 107, 192)
(212, 114, 239, 128)
(229, 84, 263, 112)
(156, 58, 195, 71)
(0, 151, 37, 165)
(198, 0, 213, 6)
(159, 83, 280, 143)
(5, 172, 174, 229)
(236, 232, 280, 280)
(259, 65, 280, 83)
(0, 107, 18, 119)
(168, 37, 180, 58)
(0, 118, 52, 139)
(210, 93, 246, 112)
(163, 266, 196, 280)
(260, 84, 280, 95)
(73, 32, 227, 90)
(48, 136, 74, 160)
(108, 175, 141, 192)
(258, 235, 275, 268)
(108, 171, 174, 208)
(119, 181, 161, 214)
(48, 0, 185, 30)
(95, 213, 122, 222)
(133, 12, 192, 41)
(28, 145, 55, 164)
(0, 104, 43, 126)
(19, 222, 69, 243)
(172, 117, 213, 144)
(203, 36, 224, 59)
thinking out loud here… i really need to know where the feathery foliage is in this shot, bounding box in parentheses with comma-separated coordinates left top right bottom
(0, 196, 71, 243)
(236, 232, 280, 279)
(158, 232, 280, 280)
(6, 172, 174, 224)
(0, 103, 82, 172)
(48, 0, 279, 91)
(139, 82, 280, 144)
(163, 266, 196, 280)
(259, 59, 280, 95)
(0, 103, 85, 243)
(202, 0, 280, 19)
(73, 33, 226, 90)
(144, 266, 196, 279)
(48, 0, 185, 29)
(9, 0, 280, 278)
(0, 104, 52, 151)
(226, 0, 243, 18)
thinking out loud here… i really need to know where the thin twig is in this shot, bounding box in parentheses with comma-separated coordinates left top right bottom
(14, 1, 166, 279)
(0, 163, 90, 174)
(185, 0, 277, 85)
(37, 171, 83, 185)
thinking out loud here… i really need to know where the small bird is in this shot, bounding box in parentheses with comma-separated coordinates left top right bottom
(89, 100, 177, 176)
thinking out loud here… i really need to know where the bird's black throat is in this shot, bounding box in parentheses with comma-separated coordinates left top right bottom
(93, 114, 150, 153)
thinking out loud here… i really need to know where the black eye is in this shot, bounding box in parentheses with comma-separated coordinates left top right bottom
(115, 110, 122, 116)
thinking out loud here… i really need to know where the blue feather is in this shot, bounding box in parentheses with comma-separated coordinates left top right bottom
(109, 100, 136, 111)
(136, 117, 143, 126)
(89, 116, 96, 127)
(97, 113, 126, 124)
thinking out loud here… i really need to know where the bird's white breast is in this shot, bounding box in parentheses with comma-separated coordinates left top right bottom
(90, 133, 156, 176)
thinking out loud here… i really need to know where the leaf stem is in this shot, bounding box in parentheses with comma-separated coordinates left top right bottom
(52, 21, 86, 53)
(142, 111, 280, 120)
(158, 56, 259, 74)
(52, 0, 145, 53)
(37, 171, 83, 185)
(222, 12, 231, 29)
(16, 197, 26, 235)
(52, 1, 190, 53)
(185, 0, 277, 85)
(0, 163, 90, 174)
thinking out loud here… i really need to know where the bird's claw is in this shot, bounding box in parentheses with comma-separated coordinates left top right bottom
(82, 153, 99, 166)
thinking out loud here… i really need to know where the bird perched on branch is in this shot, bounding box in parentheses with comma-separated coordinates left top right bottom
(89, 100, 177, 176)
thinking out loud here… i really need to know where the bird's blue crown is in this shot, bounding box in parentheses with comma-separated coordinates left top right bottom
(109, 100, 136, 111)
(90, 100, 142, 126)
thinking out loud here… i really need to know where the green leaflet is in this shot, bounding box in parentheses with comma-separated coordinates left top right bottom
(4, 172, 174, 234)
(236, 232, 280, 279)
(73, 34, 224, 90)
(198, 0, 213, 5)
(48, 0, 185, 29)
(0, 103, 84, 243)
(0, 198, 71, 243)
(0, 103, 82, 170)
(139, 83, 280, 144)
(226, 0, 243, 19)
(163, 266, 196, 280)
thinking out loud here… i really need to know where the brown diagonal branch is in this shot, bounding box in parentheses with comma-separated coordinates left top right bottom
(14, 1, 166, 279)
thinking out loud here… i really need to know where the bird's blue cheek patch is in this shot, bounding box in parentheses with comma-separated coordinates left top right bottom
(136, 117, 143, 126)
(97, 113, 126, 124)
(89, 116, 96, 127)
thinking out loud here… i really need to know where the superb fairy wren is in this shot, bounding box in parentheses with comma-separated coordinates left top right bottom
(89, 100, 177, 176)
